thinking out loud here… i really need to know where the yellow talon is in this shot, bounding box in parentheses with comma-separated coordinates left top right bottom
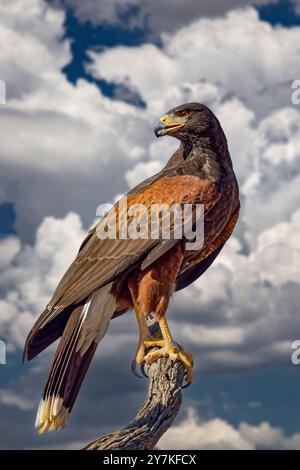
(134, 342, 145, 365)
(144, 344, 194, 384)
(178, 350, 194, 383)
(134, 339, 165, 365)
(144, 339, 165, 349)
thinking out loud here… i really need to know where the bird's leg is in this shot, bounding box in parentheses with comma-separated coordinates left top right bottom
(144, 313, 194, 385)
(129, 287, 164, 377)
(128, 242, 193, 384)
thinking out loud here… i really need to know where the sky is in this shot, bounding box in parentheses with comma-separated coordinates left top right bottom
(1, 0, 300, 450)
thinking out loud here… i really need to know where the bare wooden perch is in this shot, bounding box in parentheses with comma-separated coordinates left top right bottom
(84, 357, 186, 450)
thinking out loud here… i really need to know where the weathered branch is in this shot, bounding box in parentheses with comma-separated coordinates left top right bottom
(84, 357, 186, 450)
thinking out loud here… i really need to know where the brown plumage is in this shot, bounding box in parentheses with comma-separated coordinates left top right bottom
(24, 102, 239, 433)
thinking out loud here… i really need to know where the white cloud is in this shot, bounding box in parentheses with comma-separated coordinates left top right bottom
(240, 421, 300, 449)
(159, 408, 254, 450)
(0, 389, 34, 411)
(0, 0, 153, 238)
(159, 407, 300, 450)
(1, 4, 299, 243)
(0, 237, 20, 268)
(0, 212, 85, 348)
(169, 207, 300, 372)
(0, 0, 69, 100)
(0, 211, 136, 354)
(86, 8, 300, 249)
(242, 107, 300, 243)
(88, 8, 299, 118)
(125, 160, 163, 187)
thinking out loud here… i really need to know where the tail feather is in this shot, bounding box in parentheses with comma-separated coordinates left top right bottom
(35, 283, 116, 433)
(23, 304, 75, 362)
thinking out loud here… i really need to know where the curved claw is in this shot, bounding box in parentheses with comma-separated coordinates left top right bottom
(131, 359, 145, 379)
(140, 360, 149, 378)
(182, 378, 192, 389)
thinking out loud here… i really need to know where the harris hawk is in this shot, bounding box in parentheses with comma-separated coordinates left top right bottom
(23, 102, 240, 433)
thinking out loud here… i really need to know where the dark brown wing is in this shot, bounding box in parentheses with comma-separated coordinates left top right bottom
(50, 236, 156, 308)
(47, 174, 222, 310)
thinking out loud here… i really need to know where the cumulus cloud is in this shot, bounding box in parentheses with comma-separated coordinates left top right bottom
(159, 408, 254, 450)
(158, 408, 300, 450)
(0, 212, 85, 349)
(0, 211, 137, 355)
(0, 237, 20, 268)
(1, 4, 300, 242)
(242, 107, 300, 243)
(88, 8, 299, 118)
(0, 0, 69, 101)
(87, 8, 300, 242)
(0, 0, 152, 239)
(168, 208, 300, 372)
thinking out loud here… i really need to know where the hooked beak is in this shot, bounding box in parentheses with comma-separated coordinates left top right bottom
(154, 113, 186, 137)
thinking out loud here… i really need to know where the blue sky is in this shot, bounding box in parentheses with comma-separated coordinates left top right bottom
(1, 0, 300, 449)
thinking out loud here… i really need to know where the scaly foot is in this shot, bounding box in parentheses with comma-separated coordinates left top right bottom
(144, 343, 194, 385)
(131, 339, 165, 378)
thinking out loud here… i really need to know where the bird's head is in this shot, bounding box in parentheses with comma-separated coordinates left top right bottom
(154, 102, 218, 144)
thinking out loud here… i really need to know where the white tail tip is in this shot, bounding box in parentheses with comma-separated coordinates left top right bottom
(35, 396, 69, 434)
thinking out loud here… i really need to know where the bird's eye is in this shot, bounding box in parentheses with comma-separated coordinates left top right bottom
(179, 110, 190, 118)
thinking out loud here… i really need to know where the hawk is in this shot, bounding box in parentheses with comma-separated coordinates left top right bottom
(23, 103, 240, 433)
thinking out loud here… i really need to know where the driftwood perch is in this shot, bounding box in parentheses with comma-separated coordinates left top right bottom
(84, 356, 186, 450)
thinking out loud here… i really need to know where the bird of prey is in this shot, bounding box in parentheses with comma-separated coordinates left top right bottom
(23, 102, 240, 434)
